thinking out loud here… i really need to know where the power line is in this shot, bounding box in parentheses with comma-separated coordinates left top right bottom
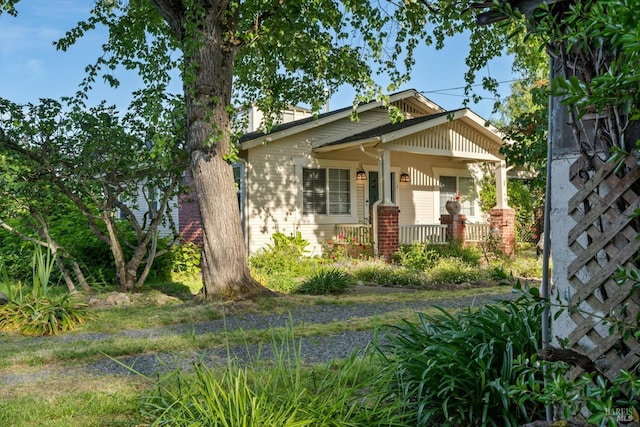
(419, 78, 524, 95)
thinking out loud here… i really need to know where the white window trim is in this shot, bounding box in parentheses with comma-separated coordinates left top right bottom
(294, 157, 359, 225)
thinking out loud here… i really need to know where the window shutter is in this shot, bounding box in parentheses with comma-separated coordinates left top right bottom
(303, 168, 326, 214)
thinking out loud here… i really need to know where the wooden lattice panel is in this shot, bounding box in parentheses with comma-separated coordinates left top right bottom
(565, 155, 640, 381)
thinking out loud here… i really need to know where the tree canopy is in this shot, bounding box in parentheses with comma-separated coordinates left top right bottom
(0, 96, 188, 291)
(0, 0, 552, 299)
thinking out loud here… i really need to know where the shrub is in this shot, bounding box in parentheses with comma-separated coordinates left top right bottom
(491, 255, 543, 279)
(394, 242, 482, 270)
(424, 257, 488, 285)
(518, 368, 640, 425)
(0, 248, 94, 336)
(434, 242, 482, 266)
(321, 230, 373, 261)
(254, 271, 301, 294)
(250, 232, 314, 276)
(392, 242, 439, 270)
(169, 242, 201, 274)
(296, 268, 354, 295)
(352, 261, 425, 288)
(0, 292, 92, 336)
(379, 293, 544, 426)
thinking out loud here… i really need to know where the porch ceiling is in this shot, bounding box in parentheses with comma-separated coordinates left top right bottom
(314, 109, 505, 162)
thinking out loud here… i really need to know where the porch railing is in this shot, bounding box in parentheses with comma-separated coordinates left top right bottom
(465, 223, 490, 242)
(335, 224, 373, 244)
(335, 222, 490, 246)
(399, 224, 448, 244)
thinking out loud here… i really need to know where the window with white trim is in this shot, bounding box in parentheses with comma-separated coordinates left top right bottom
(303, 168, 351, 215)
(440, 175, 476, 216)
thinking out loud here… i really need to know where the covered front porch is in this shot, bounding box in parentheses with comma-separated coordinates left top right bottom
(314, 108, 515, 259)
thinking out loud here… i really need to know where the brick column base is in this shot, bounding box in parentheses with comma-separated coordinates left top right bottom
(489, 208, 516, 256)
(440, 214, 467, 244)
(377, 205, 399, 263)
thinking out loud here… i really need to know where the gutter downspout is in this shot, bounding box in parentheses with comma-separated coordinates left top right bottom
(360, 145, 383, 256)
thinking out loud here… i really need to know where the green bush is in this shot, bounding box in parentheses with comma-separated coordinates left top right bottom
(491, 255, 543, 279)
(434, 242, 482, 266)
(513, 368, 640, 425)
(424, 257, 488, 285)
(0, 248, 94, 336)
(296, 268, 354, 295)
(352, 261, 425, 288)
(250, 232, 314, 277)
(0, 292, 93, 336)
(392, 242, 439, 270)
(169, 242, 201, 274)
(393, 242, 482, 270)
(380, 293, 544, 426)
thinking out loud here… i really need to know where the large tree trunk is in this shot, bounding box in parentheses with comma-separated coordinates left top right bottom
(163, 1, 274, 300)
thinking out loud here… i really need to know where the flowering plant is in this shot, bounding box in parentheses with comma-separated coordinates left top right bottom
(451, 192, 462, 202)
(321, 229, 373, 262)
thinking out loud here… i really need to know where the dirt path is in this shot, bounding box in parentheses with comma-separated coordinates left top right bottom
(0, 287, 519, 388)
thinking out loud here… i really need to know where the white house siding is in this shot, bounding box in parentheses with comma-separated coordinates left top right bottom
(244, 137, 308, 255)
(311, 109, 391, 146)
(245, 129, 382, 255)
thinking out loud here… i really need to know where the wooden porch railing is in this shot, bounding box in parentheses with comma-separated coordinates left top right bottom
(335, 224, 373, 244)
(465, 223, 490, 242)
(335, 222, 490, 245)
(399, 224, 448, 244)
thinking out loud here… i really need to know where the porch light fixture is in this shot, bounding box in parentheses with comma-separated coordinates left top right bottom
(400, 172, 410, 183)
(356, 169, 367, 181)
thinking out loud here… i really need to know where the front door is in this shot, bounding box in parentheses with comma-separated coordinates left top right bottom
(368, 171, 379, 222)
(367, 171, 395, 223)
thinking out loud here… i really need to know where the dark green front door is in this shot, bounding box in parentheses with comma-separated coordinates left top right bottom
(368, 171, 395, 222)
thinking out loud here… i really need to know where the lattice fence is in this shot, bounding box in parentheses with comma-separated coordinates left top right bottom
(564, 155, 640, 381)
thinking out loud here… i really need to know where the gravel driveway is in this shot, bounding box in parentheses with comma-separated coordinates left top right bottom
(0, 288, 518, 386)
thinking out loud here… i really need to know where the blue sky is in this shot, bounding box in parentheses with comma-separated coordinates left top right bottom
(0, 1, 516, 120)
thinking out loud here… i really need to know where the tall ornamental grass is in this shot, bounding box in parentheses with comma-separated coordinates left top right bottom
(138, 328, 409, 426)
(379, 292, 545, 426)
(0, 247, 93, 336)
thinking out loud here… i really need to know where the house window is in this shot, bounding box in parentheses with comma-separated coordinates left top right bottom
(303, 168, 351, 215)
(440, 175, 475, 216)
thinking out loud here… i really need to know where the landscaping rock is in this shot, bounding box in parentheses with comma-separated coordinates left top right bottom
(0, 290, 9, 305)
(97, 292, 131, 307)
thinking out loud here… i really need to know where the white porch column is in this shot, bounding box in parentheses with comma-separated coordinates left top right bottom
(379, 149, 393, 205)
(494, 160, 509, 208)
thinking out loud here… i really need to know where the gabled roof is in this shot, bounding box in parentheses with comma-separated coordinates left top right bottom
(313, 107, 504, 153)
(239, 89, 445, 149)
(315, 110, 462, 149)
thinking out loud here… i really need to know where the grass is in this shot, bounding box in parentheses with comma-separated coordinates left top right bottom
(0, 254, 525, 426)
